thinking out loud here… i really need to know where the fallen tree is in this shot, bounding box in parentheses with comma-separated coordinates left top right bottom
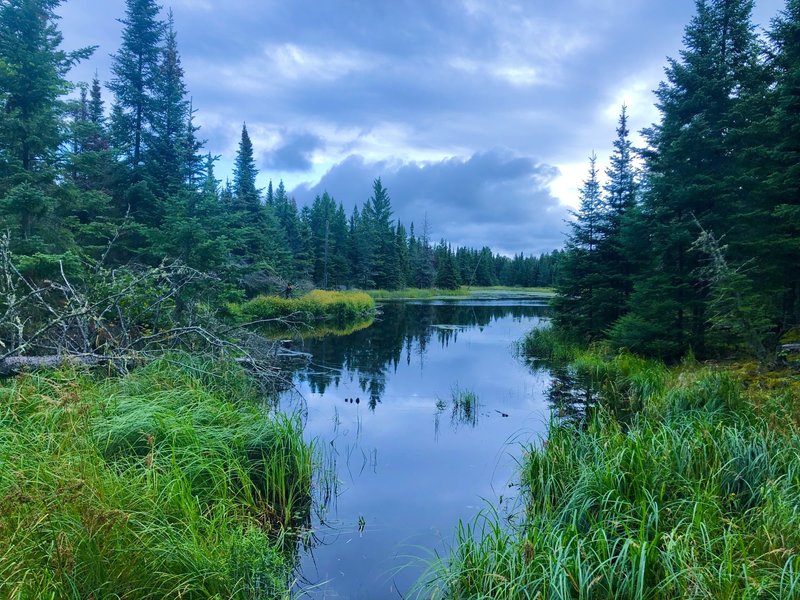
(0, 234, 306, 388)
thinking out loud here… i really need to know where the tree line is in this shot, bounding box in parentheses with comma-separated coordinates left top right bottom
(553, 0, 799, 363)
(0, 0, 560, 299)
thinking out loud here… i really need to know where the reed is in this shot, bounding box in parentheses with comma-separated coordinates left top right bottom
(0, 356, 314, 599)
(450, 386, 479, 427)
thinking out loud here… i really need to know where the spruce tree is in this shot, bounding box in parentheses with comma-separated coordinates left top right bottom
(434, 242, 460, 290)
(552, 154, 605, 340)
(764, 0, 800, 333)
(108, 0, 164, 170)
(592, 106, 638, 330)
(0, 0, 93, 179)
(616, 0, 763, 357)
(232, 123, 259, 210)
(363, 178, 400, 289)
(146, 10, 194, 197)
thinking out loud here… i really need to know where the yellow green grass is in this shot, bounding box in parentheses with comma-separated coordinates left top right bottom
(231, 289, 376, 324)
(0, 356, 314, 599)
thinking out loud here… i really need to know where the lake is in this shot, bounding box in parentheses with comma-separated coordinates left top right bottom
(280, 295, 553, 598)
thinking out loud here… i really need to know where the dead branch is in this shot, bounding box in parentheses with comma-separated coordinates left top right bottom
(0, 234, 306, 389)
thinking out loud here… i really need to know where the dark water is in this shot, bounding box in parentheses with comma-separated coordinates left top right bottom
(281, 296, 552, 598)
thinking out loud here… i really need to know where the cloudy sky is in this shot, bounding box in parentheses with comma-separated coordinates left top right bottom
(56, 0, 784, 255)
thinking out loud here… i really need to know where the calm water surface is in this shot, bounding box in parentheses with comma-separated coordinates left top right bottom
(281, 296, 552, 598)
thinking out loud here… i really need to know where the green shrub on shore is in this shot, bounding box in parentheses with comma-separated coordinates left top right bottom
(420, 344, 800, 598)
(523, 325, 581, 363)
(0, 357, 312, 599)
(233, 289, 375, 324)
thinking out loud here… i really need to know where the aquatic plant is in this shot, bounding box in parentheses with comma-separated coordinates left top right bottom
(451, 386, 479, 428)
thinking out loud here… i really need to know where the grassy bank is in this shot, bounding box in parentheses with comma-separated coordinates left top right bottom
(230, 289, 376, 325)
(421, 333, 800, 598)
(0, 356, 313, 598)
(368, 286, 554, 301)
(368, 287, 470, 300)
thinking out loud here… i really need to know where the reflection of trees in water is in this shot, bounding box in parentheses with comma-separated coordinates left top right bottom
(291, 301, 549, 410)
(545, 367, 600, 427)
(545, 366, 636, 428)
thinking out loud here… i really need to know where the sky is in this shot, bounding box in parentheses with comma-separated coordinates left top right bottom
(56, 0, 784, 256)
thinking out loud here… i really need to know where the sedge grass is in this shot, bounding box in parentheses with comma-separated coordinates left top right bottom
(0, 356, 315, 599)
(232, 289, 375, 326)
(419, 348, 800, 599)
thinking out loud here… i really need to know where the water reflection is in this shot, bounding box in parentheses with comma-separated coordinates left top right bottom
(282, 297, 553, 599)
(291, 300, 550, 410)
(545, 366, 601, 427)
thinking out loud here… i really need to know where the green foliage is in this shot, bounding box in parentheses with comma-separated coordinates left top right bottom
(523, 325, 581, 363)
(0, 0, 93, 177)
(108, 0, 164, 170)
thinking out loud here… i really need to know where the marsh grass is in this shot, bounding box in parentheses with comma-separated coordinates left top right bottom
(232, 289, 376, 325)
(419, 348, 800, 599)
(368, 287, 471, 300)
(451, 386, 479, 428)
(524, 326, 581, 364)
(0, 356, 315, 598)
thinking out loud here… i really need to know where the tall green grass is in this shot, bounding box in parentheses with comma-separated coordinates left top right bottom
(450, 386, 479, 428)
(0, 357, 314, 598)
(232, 289, 375, 325)
(420, 350, 800, 598)
(523, 325, 581, 364)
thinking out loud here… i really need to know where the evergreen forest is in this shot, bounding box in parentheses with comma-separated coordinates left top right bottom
(553, 0, 800, 364)
(0, 0, 559, 309)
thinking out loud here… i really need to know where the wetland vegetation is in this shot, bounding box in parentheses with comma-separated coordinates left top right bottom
(420, 337, 800, 598)
(0, 357, 313, 598)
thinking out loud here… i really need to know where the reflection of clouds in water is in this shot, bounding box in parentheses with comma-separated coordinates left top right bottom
(282, 299, 554, 596)
(289, 300, 551, 408)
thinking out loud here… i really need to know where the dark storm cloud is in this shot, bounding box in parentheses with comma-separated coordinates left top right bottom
(292, 149, 567, 256)
(262, 130, 323, 172)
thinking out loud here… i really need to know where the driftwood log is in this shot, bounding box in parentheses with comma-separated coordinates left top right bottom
(0, 349, 312, 378)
